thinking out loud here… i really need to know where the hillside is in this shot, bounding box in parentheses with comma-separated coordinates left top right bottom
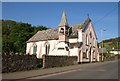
(2, 20, 49, 54)
(99, 37, 120, 50)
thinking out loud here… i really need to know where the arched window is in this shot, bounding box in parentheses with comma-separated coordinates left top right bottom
(83, 52, 86, 58)
(93, 51, 96, 59)
(90, 32, 92, 38)
(86, 34, 89, 45)
(45, 44, 50, 55)
(60, 28, 64, 35)
(44, 42, 50, 55)
(33, 45, 37, 54)
(86, 49, 89, 59)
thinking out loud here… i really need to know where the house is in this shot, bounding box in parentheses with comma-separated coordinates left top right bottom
(98, 47, 107, 61)
(109, 49, 120, 55)
(98, 48, 107, 54)
(26, 12, 100, 63)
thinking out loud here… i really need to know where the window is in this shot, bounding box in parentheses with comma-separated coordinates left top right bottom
(86, 34, 89, 45)
(45, 44, 50, 55)
(83, 52, 86, 58)
(90, 32, 92, 38)
(93, 51, 96, 59)
(33, 45, 37, 54)
(65, 27, 69, 34)
(65, 47, 69, 51)
(86, 49, 89, 59)
(92, 38, 94, 46)
(60, 28, 64, 35)
(58, 48, 64, 50)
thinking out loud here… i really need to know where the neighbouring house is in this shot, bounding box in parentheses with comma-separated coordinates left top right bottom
(109, 49, 120, 55)
(98, 48, 107, 61)
(98, 48, 107, 54)
(26, 12, 100, 63)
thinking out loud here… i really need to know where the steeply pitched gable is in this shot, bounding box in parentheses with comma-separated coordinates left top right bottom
(82, 17, 91, 32)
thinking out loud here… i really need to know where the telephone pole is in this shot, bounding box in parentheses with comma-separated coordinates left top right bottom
(101, 29, 106, 62)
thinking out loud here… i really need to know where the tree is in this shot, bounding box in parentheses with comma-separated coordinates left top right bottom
(2, 20, 49, 54)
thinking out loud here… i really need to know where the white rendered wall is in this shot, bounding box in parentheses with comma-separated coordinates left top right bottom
(78, 30, 82, 42)
(69, 38, 78, 43)
(110, 51, 120, 55)
(69, 48, 78, 56)
(26, 40, 59, 58)
(49, 42, 69, 56)
(26, 42, 33, 56)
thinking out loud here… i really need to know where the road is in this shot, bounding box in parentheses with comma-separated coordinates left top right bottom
(29, 61, 119, 79)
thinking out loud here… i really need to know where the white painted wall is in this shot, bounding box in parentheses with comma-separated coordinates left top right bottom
(69, 38, 78, 43)
(26, 39, 79, 58)
(26, 41, 45, 58)
(78, 30, 82, 42)
(69, 48, 78, 56)
(26, 40, 59, 58)
(110, 51, 120, 55)
(49, 42, 69, 56)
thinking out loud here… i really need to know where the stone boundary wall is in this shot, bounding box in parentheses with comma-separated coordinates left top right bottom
(104, 55, 120, 61)
(2, 54, 43, 73)
(42, 55, 78, 68)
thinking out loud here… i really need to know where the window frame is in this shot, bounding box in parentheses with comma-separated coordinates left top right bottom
(33, 45, 37, 55)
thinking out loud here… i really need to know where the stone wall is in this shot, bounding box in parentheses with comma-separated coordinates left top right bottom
(42, 55, 78, 68)
(104, 55, 120, 61)
(2, 54, 43, 73)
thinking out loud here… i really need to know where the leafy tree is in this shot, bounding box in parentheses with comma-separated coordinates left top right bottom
(2, 20, 49, 54)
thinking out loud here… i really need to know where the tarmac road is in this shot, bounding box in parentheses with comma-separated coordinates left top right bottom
(29, 61, 119, 79)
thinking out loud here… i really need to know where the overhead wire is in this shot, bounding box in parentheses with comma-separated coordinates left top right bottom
(93, 6, 118, 25)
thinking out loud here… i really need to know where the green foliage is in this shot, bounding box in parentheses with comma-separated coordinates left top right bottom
(99, 37, 120, 50)
(2, 20, 49, 54)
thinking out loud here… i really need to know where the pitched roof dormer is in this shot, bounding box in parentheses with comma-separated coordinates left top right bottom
(58, 11, 69, 27)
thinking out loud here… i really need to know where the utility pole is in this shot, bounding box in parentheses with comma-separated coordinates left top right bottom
(101, 29, 106, 62)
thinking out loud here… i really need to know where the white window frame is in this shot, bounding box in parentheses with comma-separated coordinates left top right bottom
(33, 45, 37, 54)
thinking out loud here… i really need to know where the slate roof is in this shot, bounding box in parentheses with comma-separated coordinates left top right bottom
(82, 17, 91, 32)
(27, 29, 58, 42)
(27, 18, 91, 43)
(69, 24, 82, 38)
(27, 24, 82, 42)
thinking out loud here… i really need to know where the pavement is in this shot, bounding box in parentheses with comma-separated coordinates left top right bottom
(2, 60, 119, 80)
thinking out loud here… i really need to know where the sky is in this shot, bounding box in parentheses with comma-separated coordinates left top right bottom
(1, 0, 120, 2)
(2, 2, 118, 42)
